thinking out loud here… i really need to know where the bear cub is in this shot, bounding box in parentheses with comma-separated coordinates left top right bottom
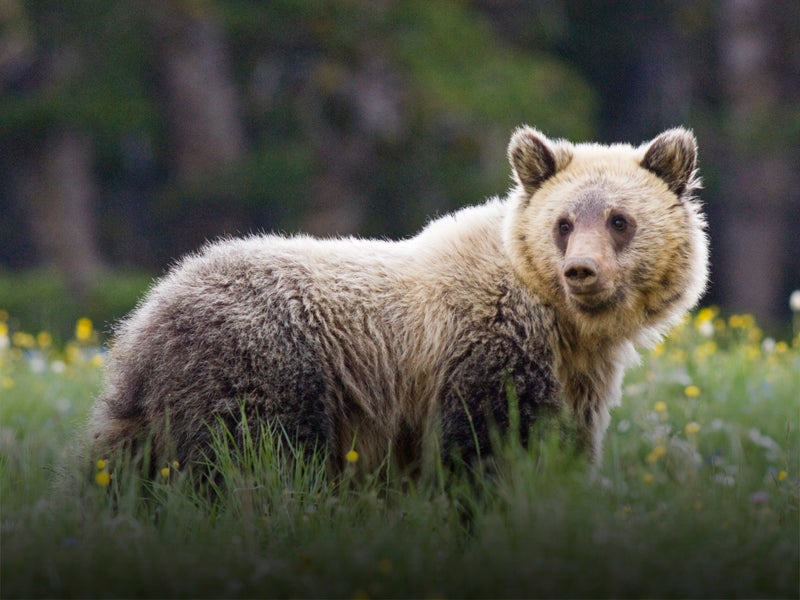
(88, 126, 708, 474)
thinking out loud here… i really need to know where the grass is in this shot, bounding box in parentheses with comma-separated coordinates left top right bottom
(1, 307, 798, 598)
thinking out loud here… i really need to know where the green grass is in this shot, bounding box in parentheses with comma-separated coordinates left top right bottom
(1, 308, 798, 598)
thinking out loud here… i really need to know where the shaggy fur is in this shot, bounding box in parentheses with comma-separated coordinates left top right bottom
(88, 126, 708, 472)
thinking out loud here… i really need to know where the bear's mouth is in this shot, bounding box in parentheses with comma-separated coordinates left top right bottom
(568, 289, 619, 314)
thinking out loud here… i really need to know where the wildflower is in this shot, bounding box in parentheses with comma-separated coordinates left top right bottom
(160, 467, 170, 478)
(90, 354, 104, 368)
(777, 470, 788, 482)
(653, 401, 667, 413)
(75, 318, 93, 343)
(713, 318, 726, 334)
(65, 343, 82, 364)
(775, 341, 788, 354)
(29, 354, 46, 373)
(695, 307, 717, 337)
(694, 341, 717, 362)
(37, 331, 52, 349)
(95, 470, 111, 487)
(684, 385, 701, 398)
(715, 473, 735, 486)
(729, 314, 755, 330)
(646, 445, 666, 464)
(172, 460, 180, 469)
(684, 422, 701, 435)
(695, 306, 717, 324)
(642, 472, 655, 484)
(749, 491, 769, 505)
(345, 449, 359, 464)
(790, 290, 800, 312)
(12, 331, 35, 349)
(697, 319, 714, 337)
(96, 459, 107, 470)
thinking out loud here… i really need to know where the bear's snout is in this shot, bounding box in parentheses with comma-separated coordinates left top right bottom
(563, 257, 600, 291)
(561, 225, 612, 298)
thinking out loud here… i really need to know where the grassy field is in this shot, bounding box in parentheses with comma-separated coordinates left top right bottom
(1, 307, 798, 598)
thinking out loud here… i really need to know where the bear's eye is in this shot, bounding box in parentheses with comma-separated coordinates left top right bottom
(610, 215, 628, 232)
(557, 220, 572, 235)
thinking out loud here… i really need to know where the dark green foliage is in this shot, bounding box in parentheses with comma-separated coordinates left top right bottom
(0, 269, 151, 342)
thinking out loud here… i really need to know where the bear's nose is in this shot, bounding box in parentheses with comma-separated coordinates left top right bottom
(563, 257, 599, 289)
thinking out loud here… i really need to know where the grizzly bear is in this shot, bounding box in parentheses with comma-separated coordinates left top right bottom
(88, 126, 708, 473)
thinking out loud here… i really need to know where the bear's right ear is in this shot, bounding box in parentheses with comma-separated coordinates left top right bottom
(507, 126, 559, 196)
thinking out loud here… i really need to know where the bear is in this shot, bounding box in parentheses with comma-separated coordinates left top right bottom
(87, 125, 708, 475)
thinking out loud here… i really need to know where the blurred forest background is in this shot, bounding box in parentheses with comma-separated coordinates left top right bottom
(1, 0, 798, 338)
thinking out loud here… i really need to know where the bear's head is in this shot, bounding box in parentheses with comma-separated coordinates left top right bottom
(504, 126, 709, 346)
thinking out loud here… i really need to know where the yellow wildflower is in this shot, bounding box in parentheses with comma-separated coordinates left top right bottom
(684, 385, 701, 398)
(65, 343, 82, 364)
(345, 449, 359, 464)
(653, 401, 668, 413)
(90, 354, 104, 368)
(642, 472, 655, 484)
(684, 422, 701, 435)
(775, 341, 788, 354)
(695, 306, 717, 324)
(172, 460, 180, 469)
(646, 445, 667, 464)
(729, 314, 755, 330)
(160, 467, 170, 478)
(37, 331, 52, 349)
(75, 318, 93, 343)
(695, 307, 717, 337)
(0, 321, 8, 337)
(746, 346, 760, 361)
(95, 470, 111, 487)
(12, 331, 35, 349)
(777, 470, 788, 482)
(96, 459, 107, 470)
(694, 341, 717, 362)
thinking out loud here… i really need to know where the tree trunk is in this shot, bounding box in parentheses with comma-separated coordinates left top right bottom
(148, 2, 246, 185)
(17, 129, 103, 296)
(717, 0, 798, 325)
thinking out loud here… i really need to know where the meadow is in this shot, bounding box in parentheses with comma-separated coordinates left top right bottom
(1, 307, 798, 598)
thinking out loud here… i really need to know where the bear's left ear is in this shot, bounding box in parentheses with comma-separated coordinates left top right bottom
(641, 128, 698, 196)
(508, 126, 561, 196)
